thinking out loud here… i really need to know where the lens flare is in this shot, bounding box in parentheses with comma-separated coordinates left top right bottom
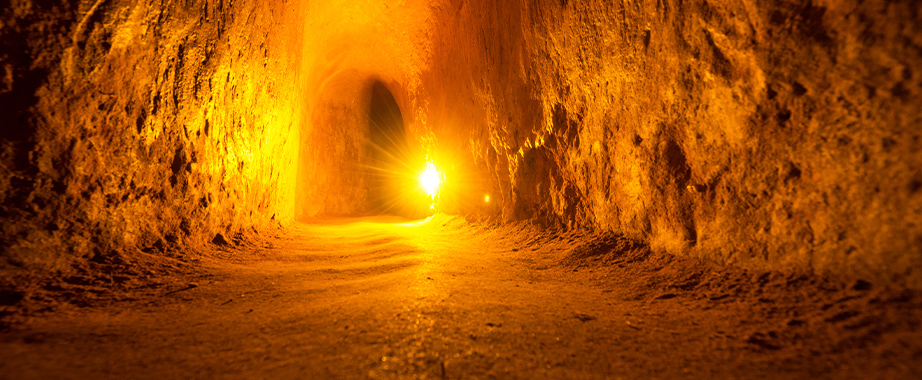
(419, 161, 441, 199)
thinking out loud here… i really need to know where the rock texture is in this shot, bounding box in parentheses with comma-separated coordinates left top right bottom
(417, 0, 922, 286)
(2, 0, 921, 288)
(1, 0, 306, 273)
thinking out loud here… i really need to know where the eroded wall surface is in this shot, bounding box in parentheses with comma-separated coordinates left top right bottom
(2, 0, 920, 288)
(0, 0, 305, 273)
(419, 0, 922, 285)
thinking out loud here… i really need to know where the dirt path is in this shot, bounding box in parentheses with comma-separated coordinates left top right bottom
(2, 216, 921, 379)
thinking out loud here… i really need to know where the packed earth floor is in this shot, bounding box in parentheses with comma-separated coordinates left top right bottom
(2, 215, 922, 379)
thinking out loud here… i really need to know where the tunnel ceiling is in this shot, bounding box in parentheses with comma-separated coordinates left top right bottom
(1, 0, 920, 287)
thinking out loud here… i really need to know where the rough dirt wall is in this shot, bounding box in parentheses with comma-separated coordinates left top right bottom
(420, 0, 922, 286)
(0, 0, 305, 275)
(295, 78, 370, 218)
(2, 0, 919, 291)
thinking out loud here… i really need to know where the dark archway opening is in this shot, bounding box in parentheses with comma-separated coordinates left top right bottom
(366, 82, 413, 216)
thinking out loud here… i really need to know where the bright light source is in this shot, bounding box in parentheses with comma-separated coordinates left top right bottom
(419, 161, 441, 199)
(484, 194, 490, 203)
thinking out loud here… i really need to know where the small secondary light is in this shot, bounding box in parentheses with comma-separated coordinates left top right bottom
(484, 194, 490, 203)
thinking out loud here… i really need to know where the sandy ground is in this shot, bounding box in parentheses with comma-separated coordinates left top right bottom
(2, 215, 921, 379)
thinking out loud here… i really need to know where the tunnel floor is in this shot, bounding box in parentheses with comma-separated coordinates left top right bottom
(2, 216, 921, 379)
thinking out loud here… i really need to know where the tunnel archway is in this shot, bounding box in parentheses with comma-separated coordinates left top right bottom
(366, 81, 414, 217)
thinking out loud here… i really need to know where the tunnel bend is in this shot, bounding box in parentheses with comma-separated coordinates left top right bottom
(294, 72, 430, 220)
(291, 0, 435, 221)
(366, 81, 417, 217)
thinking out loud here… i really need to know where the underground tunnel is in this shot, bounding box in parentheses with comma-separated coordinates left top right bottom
(365, 81, 425, 217)
(2, 0, 922, 378)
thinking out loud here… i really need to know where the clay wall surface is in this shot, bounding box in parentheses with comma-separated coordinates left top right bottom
(2, 0, 920, 288)
(419, 0, 922, 286)
(0, 0, 306, 273)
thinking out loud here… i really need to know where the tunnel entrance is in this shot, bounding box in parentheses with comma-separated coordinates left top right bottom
(366, 82, 413, 216)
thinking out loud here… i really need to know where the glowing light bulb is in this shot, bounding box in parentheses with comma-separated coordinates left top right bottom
(419, 161, 441, 199)
(484, 194, 490, 203)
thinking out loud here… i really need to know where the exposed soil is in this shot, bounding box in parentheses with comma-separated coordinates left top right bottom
(2, 215, 921, 379)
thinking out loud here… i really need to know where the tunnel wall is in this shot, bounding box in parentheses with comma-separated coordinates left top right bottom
(295, 75, 370, 218)
(2, 0, 920, 289)
(419, 0, 922, 286)
(0, 0, 305, 273)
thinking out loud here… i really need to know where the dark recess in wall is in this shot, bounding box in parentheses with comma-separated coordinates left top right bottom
(366, 81, 415, 217)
